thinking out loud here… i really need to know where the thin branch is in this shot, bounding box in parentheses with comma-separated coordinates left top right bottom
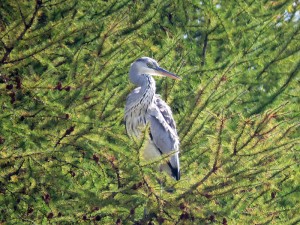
(4, 160, 25, 180)
(201, 20, 210, 66)
(54, 126, 75, 148)
(0, 0, 41, 63)
(176, 115, 225, 200)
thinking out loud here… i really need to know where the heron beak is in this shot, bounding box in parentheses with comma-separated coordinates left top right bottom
(155, 67, 181, 80)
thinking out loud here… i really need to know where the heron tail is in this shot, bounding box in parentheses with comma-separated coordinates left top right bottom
(160, 161, 180, 181)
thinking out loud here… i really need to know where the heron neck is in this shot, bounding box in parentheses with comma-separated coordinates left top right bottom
(140, 74, 156, 94)
(130, 70, 156, 93)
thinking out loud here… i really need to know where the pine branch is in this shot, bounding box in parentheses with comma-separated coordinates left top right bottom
(4, 159, 25, 180)
(54, 126, 75, 148)
(176, 116, 225, 200)
(250, 60, 300, 115)
(0, 0, 41, 63)
(201, 33, 208, 66)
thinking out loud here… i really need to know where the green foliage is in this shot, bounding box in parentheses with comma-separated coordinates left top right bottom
(0, 0, 299, 224)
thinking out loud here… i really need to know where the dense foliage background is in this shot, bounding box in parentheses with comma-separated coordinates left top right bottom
(0, 0, 299, 224)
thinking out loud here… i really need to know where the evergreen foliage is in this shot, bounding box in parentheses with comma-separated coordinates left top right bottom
(0, 0, 299, 224)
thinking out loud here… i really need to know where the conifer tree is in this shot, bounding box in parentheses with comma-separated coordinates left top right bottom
(0, 0, 299, 224)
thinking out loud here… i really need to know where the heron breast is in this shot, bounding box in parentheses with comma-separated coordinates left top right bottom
(125, 97, 154, 136)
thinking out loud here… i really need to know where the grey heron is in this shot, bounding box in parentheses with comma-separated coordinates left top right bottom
(125, 57, 181, 180)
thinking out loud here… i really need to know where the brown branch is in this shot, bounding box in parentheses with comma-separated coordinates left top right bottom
(181, 115, 211, 149)
(5, 160, 25, 180)
(179, 59, 236, 141)
(3, 26, 89, 64)
(233, 121, 247, 155)
(54, 126, 75, 148)
(212, 116, 225, 171)
(201, 32, 209, 66)
(107, 156, 122, 189)
(256, 25, 300, 80)
(179, 72, 219, 138)
(237, 141, 297, 157)
(176, 116, 225, 200)
(0, 0, 41, 64)
(17, 3, 27, 26)
(234, 113, 273, 155)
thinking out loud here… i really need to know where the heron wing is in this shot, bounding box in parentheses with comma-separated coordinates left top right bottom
(147, 95, 180, 180)
(155, 96, 177, 133)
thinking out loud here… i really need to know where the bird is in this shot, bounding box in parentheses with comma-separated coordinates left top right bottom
(124, 57, 181, 180)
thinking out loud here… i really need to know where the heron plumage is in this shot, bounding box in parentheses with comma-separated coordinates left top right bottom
(148, 97, 180, 180)
(124, 57, 180, 180)
(125, 74, 155, 136)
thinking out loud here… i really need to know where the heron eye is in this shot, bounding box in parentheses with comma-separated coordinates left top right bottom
(147, 63, 154, 68)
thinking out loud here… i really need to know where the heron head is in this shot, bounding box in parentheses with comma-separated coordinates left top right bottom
(131, 57, 181, 80)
